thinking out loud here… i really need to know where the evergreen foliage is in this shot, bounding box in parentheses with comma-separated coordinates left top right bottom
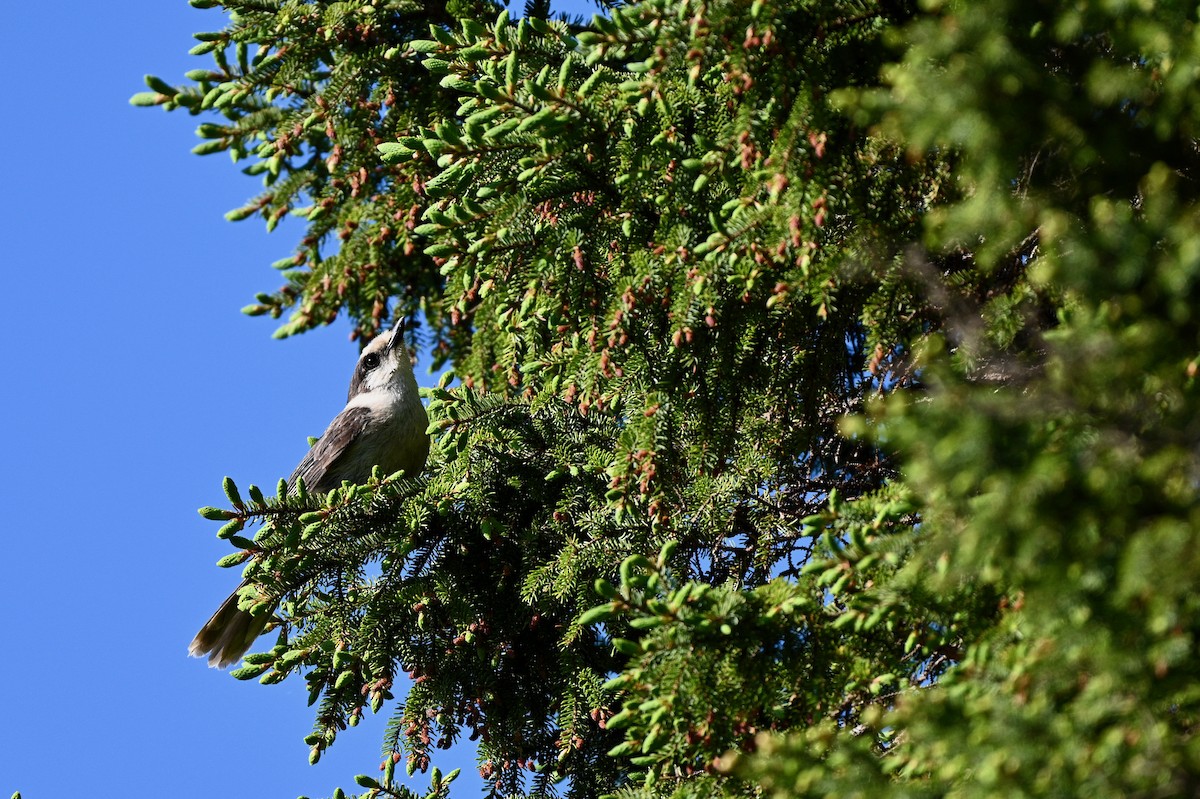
(141, 0, 1200, 796)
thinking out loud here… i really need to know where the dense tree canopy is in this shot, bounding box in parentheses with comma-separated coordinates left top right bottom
(138, 0, 1200, 797)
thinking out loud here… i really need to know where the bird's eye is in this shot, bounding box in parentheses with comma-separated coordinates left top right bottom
(361, 352, 381, 371)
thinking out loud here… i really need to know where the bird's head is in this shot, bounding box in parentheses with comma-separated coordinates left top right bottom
(346, 316, 416, 401)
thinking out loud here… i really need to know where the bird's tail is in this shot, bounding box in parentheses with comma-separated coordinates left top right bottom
(188, 580, 275, 669)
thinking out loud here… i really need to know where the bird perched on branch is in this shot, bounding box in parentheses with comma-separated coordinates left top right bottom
(189, 316, 430, 668)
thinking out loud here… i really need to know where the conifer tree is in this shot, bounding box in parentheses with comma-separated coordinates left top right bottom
(138, 0, 1200, 797)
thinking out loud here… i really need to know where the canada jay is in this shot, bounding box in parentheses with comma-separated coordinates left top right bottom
(189, 316, 430, 668)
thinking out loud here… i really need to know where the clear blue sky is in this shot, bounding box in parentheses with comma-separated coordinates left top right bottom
(1, 1, 595, 796)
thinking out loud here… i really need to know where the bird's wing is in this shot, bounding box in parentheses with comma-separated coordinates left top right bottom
(288, 405, 373, 494)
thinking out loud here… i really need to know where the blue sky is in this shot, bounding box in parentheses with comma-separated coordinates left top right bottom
(1, 1, 596, 796)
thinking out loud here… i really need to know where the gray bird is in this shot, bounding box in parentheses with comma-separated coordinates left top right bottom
(189, 317, 430, 668)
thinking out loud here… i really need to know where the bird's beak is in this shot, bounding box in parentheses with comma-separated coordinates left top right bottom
(387, 316, 406, 353)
